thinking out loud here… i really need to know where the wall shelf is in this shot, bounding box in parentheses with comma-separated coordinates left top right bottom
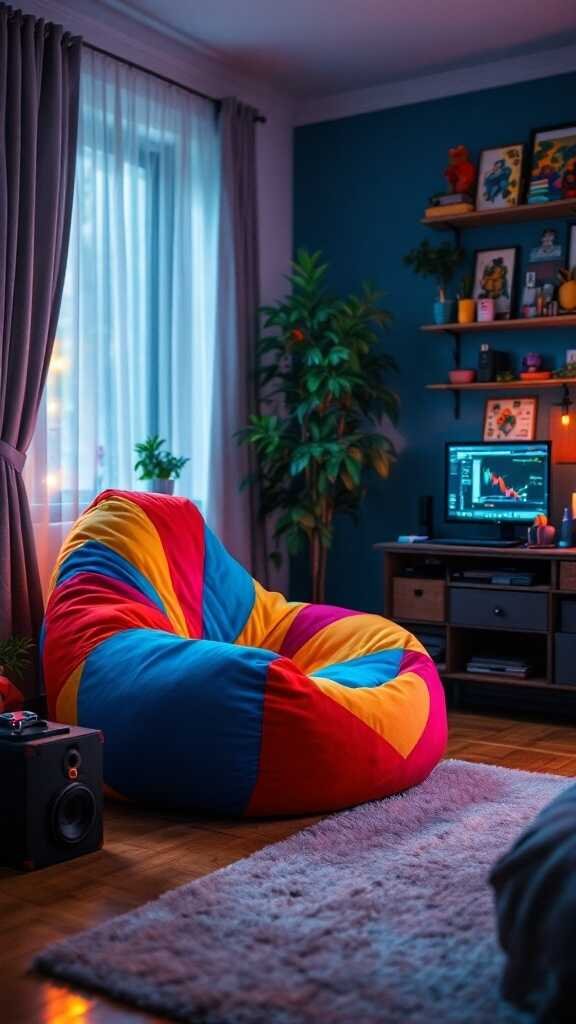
(421, 196, 576, 231)
(421, 315, 576, 334)
(426, 377, 576, 392)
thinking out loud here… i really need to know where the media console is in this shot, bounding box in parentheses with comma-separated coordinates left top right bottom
(375, 542, 576, 696)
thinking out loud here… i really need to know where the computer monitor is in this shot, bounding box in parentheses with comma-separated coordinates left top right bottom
(446, 441, 551, 529)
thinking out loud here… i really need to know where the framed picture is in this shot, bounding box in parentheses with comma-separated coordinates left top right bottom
(483, 398, 538, 442)
(475, 144, 524, 211)
(527, 123, 576, 205)
(473, 247, 518, 319)
(528, 226, 564, 287)
(568, 223, 576, 271)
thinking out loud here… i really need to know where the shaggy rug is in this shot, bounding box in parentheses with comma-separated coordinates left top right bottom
(34, 760, 571, 1024)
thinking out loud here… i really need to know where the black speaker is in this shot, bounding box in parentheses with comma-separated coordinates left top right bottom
(418, 495, 434, 538)
(477, 344, 510, 383)
(0, 718, 103, 871)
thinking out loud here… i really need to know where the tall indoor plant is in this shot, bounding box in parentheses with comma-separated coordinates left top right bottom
(404, 239, 464, 324)
(238, 249, 398, 603)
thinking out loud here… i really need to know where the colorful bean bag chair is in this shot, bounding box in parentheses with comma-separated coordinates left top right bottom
(43, 490, 447, 816)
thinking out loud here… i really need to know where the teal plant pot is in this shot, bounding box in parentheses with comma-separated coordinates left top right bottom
(433, 300, 456, 325)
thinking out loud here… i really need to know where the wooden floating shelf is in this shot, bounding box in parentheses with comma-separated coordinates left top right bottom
(427, 377, 576, 392)
(422, 315, 576, 333)
(421, 196, 576, 230)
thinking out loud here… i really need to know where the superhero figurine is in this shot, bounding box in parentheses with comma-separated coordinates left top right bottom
(444, 144, 476, 195)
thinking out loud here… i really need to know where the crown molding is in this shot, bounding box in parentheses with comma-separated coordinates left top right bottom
(94, 0, 229, 65)
(294, 43, 576, 126)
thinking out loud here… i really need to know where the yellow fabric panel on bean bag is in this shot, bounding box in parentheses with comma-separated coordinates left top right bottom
(310, 672, 430, 758)
(293, 613, 426, 676)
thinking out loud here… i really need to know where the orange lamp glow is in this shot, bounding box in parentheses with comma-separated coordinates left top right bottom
(562, 412, 571, 427)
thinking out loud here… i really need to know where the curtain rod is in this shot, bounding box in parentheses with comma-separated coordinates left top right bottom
(82, 40, 267, 124)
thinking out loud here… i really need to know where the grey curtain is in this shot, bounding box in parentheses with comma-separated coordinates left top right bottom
(209, 97, 268, 581)
(0, 5, 81, 670)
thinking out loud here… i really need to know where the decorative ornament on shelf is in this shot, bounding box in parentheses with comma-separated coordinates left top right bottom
(557, 267, 576, 312)
(403, 239, 464, 325)
(425, 144, 476, 220)
(134, 436, 189, 495)
(527, 514, 556, 547)
(0, 636, 33, 712)
(522, 352, 543, 374)
(444, 144, 476, 196)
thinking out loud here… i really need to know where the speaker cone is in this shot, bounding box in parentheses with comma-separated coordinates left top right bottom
(52, 783, 96, 845)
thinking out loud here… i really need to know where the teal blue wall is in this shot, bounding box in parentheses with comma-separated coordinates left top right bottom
(292, 71, 576, 610)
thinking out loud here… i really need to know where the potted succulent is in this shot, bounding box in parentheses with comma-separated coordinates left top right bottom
(457, 274, 476, 324)
(0, 635, 33, 712)
(134, 435, 189, 495)
(404, 239, 464, 325)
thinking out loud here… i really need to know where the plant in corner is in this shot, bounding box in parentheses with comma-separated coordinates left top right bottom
(404, 239, 464, 325)
(0, 635, 34, 712)
(238, 249, 399, 604)
(134, 435, 189, 495)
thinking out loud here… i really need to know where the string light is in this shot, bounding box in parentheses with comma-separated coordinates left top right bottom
(45, 471, 61, 491)
(558, 385, 573, 429)
(50, 355, 69, 374)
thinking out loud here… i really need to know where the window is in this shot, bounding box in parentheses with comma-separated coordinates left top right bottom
(25, 50, 220, 584)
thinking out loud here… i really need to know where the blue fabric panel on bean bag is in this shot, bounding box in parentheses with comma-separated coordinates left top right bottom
(316, 649, 406, 688)
(77, 628, 273, 813)
(57, 541, 167, 615)
(201, 526, 255, 643)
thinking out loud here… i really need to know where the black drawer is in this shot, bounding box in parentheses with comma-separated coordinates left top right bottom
(559, 600, 576, 633)
(449, 587, 548, 632)
(555, 635, 576, 687)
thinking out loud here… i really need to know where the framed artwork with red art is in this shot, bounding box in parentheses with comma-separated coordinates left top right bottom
(483, 397, 538, 442)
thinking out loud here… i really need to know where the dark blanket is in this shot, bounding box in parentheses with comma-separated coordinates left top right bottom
(490, 780, 576, 1023)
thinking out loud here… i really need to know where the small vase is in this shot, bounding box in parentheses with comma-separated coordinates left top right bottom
(433, 299, 456, 325)
(150, 479, 175, 495)
(477, 298, 495, 322)
(457, 298, 476, 324)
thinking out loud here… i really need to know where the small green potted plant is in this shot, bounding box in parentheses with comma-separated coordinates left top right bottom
(457, 273, 476, 324)
(0, 635, 34, 712)
(134, 435, 189, 495)
(404, 239, 464, 325)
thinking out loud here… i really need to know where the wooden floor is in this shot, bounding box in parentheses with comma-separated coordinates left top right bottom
(3, 708, 576, 1024)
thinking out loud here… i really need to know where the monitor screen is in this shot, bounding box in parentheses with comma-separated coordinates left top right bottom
(446, 441, 550, 523)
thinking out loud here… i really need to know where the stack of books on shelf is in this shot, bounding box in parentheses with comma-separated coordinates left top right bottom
(527, 179, 549, 204)
(424, 192, 474, 219)
(466, 656, 532, 678)
(413, 629, 446, 665)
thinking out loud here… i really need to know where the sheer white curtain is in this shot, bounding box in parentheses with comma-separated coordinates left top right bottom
(25, 50, 220, 589)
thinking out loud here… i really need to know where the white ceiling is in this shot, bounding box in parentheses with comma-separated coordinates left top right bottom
(98, 0, 576, 98)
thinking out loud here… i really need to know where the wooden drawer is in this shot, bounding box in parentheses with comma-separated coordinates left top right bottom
(392, 578, 445, 622)
(559, 562, 576, 591)
(449, 587, 548, 632)
(555, 635, 576, 686)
